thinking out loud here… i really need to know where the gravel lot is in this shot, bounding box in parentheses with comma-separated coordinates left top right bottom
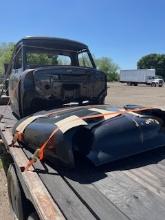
(0, 81, 165, 220)
(106, 82, 165, 107)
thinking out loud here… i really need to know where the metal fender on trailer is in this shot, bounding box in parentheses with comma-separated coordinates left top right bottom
(13, 105, 165, 168)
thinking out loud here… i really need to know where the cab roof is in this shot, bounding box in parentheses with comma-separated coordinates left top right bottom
(16, 36, 88, 51)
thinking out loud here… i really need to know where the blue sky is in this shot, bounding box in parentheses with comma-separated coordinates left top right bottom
(0, 0, 164, 69)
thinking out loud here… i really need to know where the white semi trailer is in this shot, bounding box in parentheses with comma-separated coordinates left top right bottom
(120, 69, 164, 87)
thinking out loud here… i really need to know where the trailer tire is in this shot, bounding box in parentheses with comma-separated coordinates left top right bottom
(27, 212, 39, 220)
(7, 164, 24, 220)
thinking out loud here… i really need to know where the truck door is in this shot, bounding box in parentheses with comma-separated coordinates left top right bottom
(9, 47, 23, 116)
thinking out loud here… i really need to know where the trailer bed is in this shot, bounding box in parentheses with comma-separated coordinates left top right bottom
(1, 105, 165, 220)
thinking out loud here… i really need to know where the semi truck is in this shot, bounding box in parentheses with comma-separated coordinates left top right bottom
(120, 69, 164, 87)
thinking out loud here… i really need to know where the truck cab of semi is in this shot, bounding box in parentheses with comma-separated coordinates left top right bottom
(5, 37, 107, 118)
(147, 75, 164, 87)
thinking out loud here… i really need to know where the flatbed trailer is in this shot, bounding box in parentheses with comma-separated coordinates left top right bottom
(1, 105, 165, 220)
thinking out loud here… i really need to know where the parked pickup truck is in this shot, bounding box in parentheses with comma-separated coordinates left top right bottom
(5, 37, 107, 118)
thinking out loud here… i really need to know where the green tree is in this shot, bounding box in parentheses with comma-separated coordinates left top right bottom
(137, 54, 165, 79)
(0, 43, 14, 75)
(95, 57, 119, 81)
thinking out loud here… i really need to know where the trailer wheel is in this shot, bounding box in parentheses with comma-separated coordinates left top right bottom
(7, 164, 24, 220)
(27, 212, 39, 220)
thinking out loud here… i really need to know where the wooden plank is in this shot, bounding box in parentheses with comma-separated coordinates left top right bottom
(94, 169, 165, 220)
(140, 165, 165, 192)
(23, 148, 97, 220)
(0, 124, 65, 220)
(124, 167, 165, 200)
(120, 146, 165, 200)
(61, 169, 129, 220)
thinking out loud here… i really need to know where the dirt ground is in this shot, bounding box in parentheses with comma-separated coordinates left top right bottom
(106, 82, 165, 107)
(0, 82, 165, 220)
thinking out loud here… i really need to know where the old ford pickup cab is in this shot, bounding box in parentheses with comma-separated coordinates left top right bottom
(7, 37, 107, 118)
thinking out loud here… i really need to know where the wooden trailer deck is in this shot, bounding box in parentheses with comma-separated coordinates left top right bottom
(1, 105, 165, 220)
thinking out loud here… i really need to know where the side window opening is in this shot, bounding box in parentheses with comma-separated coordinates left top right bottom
(78, 51, 93, 68)
(14, 49, 22, 69)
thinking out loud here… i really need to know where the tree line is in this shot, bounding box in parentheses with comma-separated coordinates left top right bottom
(0, 43, 14, 74)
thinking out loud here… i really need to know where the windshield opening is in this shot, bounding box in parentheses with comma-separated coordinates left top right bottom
(24, 46, 95, 68)
(155, 75, 163, 79)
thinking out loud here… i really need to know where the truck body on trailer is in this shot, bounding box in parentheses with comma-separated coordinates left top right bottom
(5, 37, 107, 118)
(120, 69, 164, 87)
(1, 105, 165, 220)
